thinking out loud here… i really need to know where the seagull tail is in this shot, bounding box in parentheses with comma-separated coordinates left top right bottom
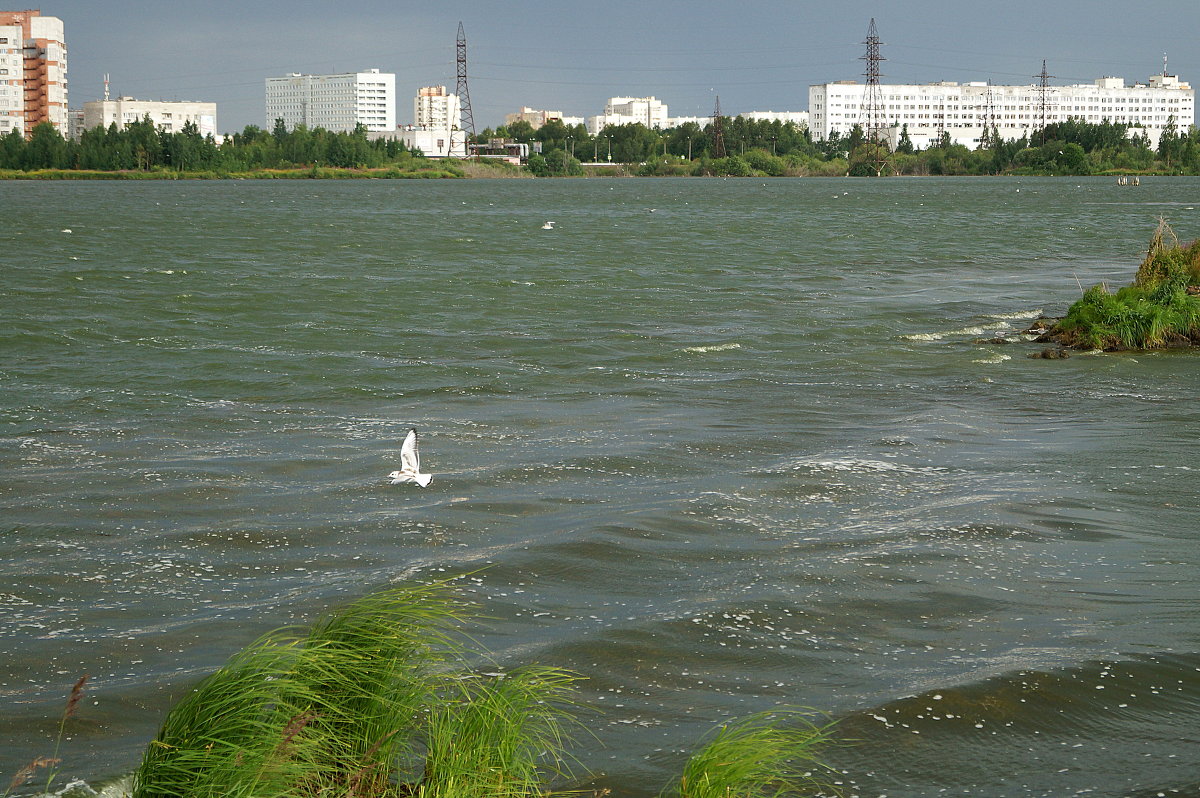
(415, 473, 433, 488)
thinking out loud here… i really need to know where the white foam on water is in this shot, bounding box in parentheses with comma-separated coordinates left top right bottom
(901, 320, 1010, 341)
(682, 342, 742, 353)
(985, 308, 1044, 320)
(775, 456, 949, 476)
(972, 353, 1012, 364)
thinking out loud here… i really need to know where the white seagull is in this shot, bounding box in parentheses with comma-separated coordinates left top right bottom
(389, 428, 432, 487)
(541, 221, 555, 230)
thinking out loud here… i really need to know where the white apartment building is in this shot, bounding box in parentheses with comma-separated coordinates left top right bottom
(809, 72, 1194, 150)
(587, 96, 668, 135)
(0, 10, 67, 136)
(265, 69, 395, 133)
(83, 98, 217, 137)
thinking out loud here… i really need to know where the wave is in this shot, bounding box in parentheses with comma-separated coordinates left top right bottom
(681, 342, 742, 354)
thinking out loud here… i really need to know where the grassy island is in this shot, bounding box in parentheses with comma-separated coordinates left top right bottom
(1042, 221, 1200, 351)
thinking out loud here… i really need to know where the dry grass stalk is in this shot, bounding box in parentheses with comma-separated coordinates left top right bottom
(278, 710, 320, 750)
(6, 756, 61, 794)
(64, 674, 89, 721)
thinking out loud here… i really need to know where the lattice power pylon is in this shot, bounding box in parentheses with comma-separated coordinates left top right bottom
(859, 18, 887, 141)
(1035, 59, 1055, 144)
(456, 22, 476, 145)
(983, 86, 997, 145)
(711, 95, 727, 159)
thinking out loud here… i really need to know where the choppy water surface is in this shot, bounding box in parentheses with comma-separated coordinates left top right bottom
(2, 177, 1199, 797)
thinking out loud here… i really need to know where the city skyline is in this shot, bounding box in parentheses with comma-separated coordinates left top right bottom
(37, 0, 1200, 133)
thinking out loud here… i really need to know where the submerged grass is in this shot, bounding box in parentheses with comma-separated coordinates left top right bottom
(1050, 220, 1200, 350)
(120, 582, 837, 798)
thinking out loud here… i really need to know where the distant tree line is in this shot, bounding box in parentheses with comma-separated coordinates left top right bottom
(0, 116, 423, 172)
(483, 114, 1200, 177)
(3, 113, 1198, 177)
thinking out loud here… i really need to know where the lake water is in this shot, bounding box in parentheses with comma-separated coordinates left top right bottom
(2, 176, 1198, 797)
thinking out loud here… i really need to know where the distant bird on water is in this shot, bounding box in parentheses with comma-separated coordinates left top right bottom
(389, 428, 432, 487)
(541, 221, 555, 229)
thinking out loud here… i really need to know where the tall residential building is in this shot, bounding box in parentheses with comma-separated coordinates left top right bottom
(587, 96, 668, 135)
(809, 72, 1194, 150)
(414, 85, 460, 130)
(83, 98, 217, 137)
(0, 9, 67, 137)
(265, 69, 395, 133)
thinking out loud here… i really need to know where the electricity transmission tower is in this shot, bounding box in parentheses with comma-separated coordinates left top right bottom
(859, 18, 887, 141)
(456, 22, 476, 152)
(858, 18, 890, 175)
(981, 86, 997, 147)
(1035, 60, 1055, 144)
(711, 95, 726, 159)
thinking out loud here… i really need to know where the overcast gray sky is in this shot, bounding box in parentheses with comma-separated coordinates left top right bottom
(44, 0, 1200, 133)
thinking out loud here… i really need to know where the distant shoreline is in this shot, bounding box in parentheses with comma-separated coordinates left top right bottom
(0, 164, 1182, 180)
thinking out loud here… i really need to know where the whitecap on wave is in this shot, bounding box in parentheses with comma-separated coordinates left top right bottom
(984, 308, 1044, 320)
(901, 321, 1009, 341)
(682, 342, 742, 354)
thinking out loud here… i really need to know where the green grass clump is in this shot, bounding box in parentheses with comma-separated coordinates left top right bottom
(131, 583, 580, 798)
(1051, 220, 1200, 350)
(127, 582, 838, 798)
(665, 711, 837, 798)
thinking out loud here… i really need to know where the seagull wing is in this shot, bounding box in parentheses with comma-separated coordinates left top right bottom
(400, 428, 420, 474)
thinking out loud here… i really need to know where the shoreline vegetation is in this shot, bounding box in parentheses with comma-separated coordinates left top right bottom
(8, 582, 837, 798)
(3, 114, 1199, 179)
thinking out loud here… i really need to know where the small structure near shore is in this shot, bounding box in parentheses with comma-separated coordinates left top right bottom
(1036, 220, 1200, 351)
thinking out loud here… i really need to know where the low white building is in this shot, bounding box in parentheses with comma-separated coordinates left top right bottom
(587, 96, 668, 135)
(809, 72, 1194, 150)
(391, 126, 467, 158)
(265, 69, 395, 133)
(83, 98, 217, 137)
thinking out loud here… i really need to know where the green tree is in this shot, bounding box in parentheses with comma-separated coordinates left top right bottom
(0, 126, 25, 169)
(24, 122, 68, 169)
(1158, 115, 1184, 169)
(125, 116, 163, 170)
